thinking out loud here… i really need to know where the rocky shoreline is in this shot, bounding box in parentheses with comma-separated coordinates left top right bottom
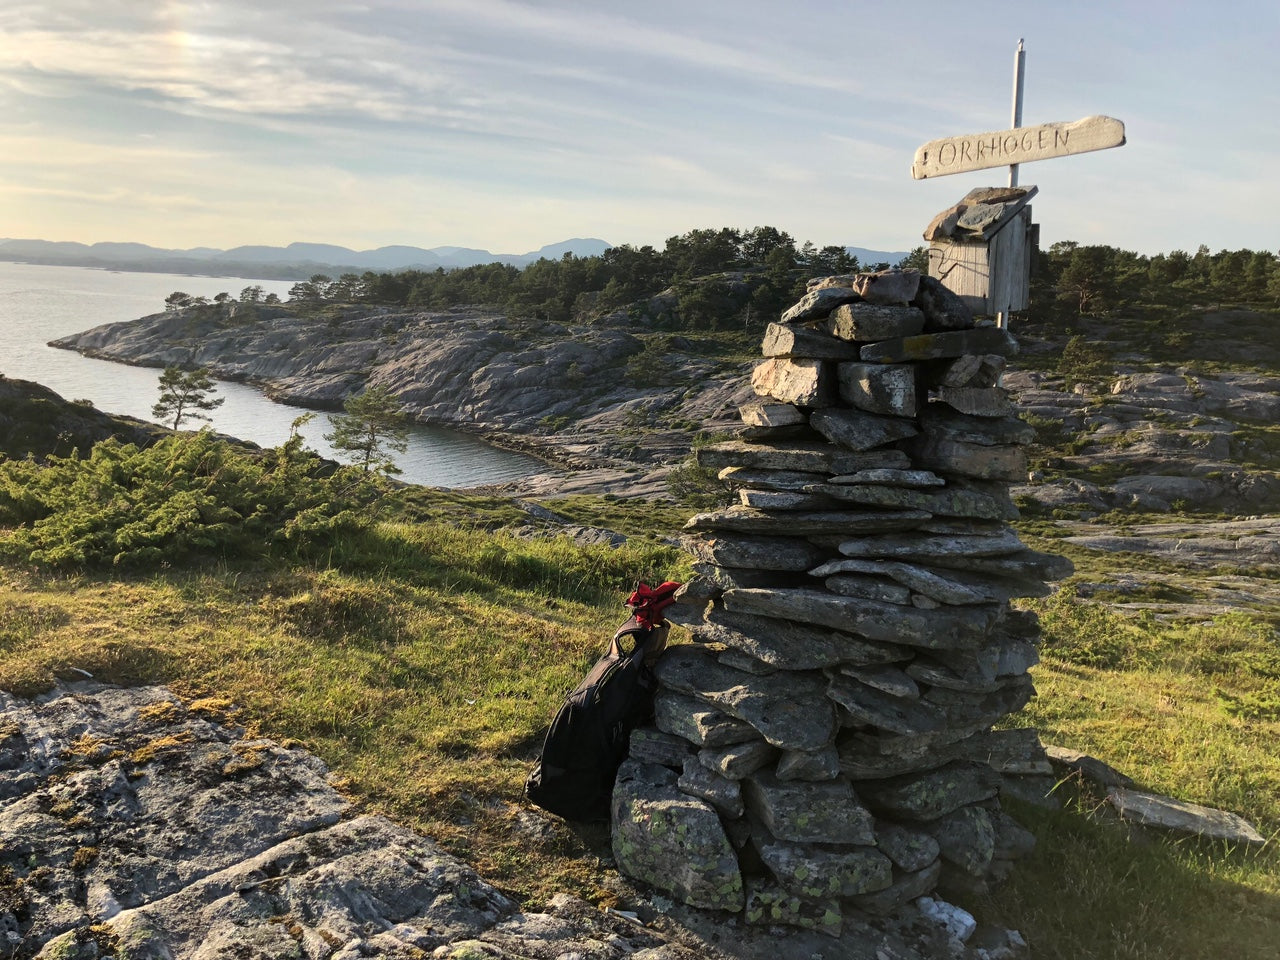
(48, 302, 753, 494)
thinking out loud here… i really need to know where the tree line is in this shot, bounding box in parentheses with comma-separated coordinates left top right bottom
(167, 229, 1280, 333)
(1033, 242, 1280, 317)
(279, 227, 889, 331)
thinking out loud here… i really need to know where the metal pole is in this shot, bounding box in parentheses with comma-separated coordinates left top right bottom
(1001, 39, 1026, 330)
(1008, 39, 1025, 188)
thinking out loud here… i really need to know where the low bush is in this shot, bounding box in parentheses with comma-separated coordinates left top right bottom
(0, 431, 378, 568)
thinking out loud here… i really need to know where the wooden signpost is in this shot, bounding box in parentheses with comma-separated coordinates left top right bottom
(911, 41, 1127, 327)
(911, 115, 1126, 180)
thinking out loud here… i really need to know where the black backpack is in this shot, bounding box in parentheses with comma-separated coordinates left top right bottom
(525, 617, 660, 822)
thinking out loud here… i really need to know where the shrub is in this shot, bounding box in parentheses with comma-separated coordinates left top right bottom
(0, 431, 379, 568)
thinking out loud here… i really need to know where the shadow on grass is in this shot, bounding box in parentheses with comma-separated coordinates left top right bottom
(979, 794, 1280, 960)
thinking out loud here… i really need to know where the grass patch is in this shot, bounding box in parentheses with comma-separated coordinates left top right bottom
(0, 521, 687, 905)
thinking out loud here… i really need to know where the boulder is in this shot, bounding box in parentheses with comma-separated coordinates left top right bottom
(612, 761, 745, 911)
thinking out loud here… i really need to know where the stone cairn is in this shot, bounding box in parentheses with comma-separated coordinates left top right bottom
(611, 268, 1073, 936)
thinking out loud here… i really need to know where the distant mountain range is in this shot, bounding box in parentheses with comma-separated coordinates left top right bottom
(0, 237, 912, 280)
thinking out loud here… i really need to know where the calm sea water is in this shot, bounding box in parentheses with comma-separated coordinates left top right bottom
(0, 261, 542, 487)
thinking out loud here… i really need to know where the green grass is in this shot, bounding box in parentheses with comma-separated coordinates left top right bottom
(3, 486, 1279, 953)
(0, 521, 688, 904)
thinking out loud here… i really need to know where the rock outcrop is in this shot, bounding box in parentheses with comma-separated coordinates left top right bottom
(0, 684, 1029, 960)
(0, 683, 717, 960)
(48, 304, 752, 480)
(0, 377, 163, 461)
(611, 269, 1070, 934)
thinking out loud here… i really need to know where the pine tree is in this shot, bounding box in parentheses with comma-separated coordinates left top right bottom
(152, 366, 225, 431)
(323, 385, 410, 475)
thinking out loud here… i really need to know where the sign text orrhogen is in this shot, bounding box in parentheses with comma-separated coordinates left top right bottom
(911, 115, 1125, 180)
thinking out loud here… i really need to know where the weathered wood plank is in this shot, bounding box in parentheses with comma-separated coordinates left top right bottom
(911, 115, 1125, 179)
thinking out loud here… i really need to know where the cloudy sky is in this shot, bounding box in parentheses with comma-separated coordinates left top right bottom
(2, 1, 1275, 256)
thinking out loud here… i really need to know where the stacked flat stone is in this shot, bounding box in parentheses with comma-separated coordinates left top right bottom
(611, 268, 1072, 935)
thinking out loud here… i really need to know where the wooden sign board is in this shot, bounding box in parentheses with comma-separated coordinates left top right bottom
(911, 115, 1125, 180)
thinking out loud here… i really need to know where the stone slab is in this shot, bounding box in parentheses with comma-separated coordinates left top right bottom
(860, 327, 1018, 364)
(653, 690, 760, 748)
(751, 357, 834, 406)
(1106, 788, 1266, 844)
(679, 757, 746, 817)
(718, 466, 829, 492)
(805, 482, 1016, 520)
(694, 607, 904, 670)
(834, 528, 1025, 561)
(934, 386, 1015, 418)
(682, 533, 827, 572)
(742, 770, 875, 845)
(762, 322, 860, 360)
(857, 762, 1001, 822)
(756, 839, 893, 898)
(837, 362, 918, 417)
(828, 468, 945, 488)
(738, 401, 808, 428)
(907, 435, 1028, 482)
(655, 647, 837, 752)
(775, 745, 842, 782)
(780, 287, 862, 324)
(723, 587, 996, 651)
(825, 303, 926, 342)
(810, 408, 919, 452)
(685, 507, 932, 537)
(828, 676, 947, 737)
(694, 440, 910, 474)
